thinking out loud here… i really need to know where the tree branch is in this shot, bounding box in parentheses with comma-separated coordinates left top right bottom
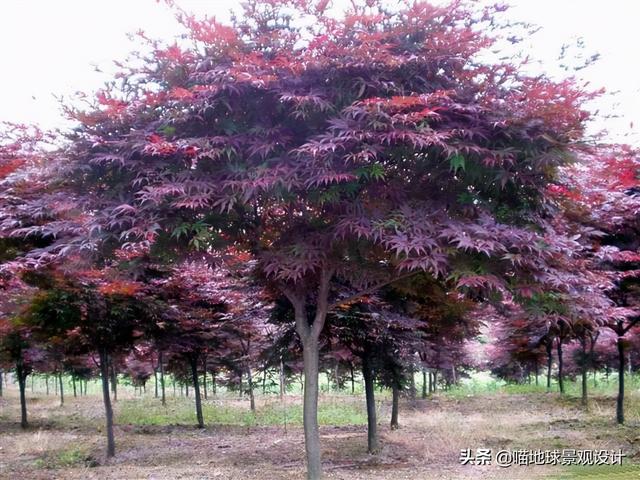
(327, 271, 417, 311)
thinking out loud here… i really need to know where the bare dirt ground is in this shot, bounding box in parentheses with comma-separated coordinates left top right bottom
(1, 387, 640, 479)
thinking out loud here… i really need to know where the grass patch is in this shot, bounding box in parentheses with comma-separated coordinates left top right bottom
(116, 397, 367, 427)
(33, 445, 96, 469)
(553, 464, 640, 479)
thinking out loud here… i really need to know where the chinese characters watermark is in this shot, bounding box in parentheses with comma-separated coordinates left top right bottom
(460, 448, 625, 467)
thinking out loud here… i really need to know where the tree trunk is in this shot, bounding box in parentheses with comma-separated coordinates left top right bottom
(0, 370, 3, 397)
(390, 384, 399, 430)
(362, 355, 378, 454)
(279, 357, 286, 399)
(581, 365, 588, 406)
(212, 371, 216, 396)
(202, 373, 207, 400)
(72, 376, 77, 398)
(190, 355, 204, 428)
(409, 366, 416, 399)
(535, 362, 539, 386)
(262, 368, 267, 395)
(546, 340, 553, 390)
(617, 336, 625, 424)
(289, 271, 331, 480)
(46, 375, 49, 396)
(301, 337, 322, 479)
(247, 366, 255, 412)
(109, 361, 117, 402)
(154, 369, 158, 398)
(349, 363, 355, 394)
(202, 356, 208, 400)
(428, 371, 433, 393)
(159, 351, 166, 406)
(58, 372, 64, 406)
(421, 369, 427, 399)
(580, 337, 588, 406)
(16, 359, 28, 429)
(557, 339, 564, 394)
(433, 370, 437, 392)
(99, 349, 115, 457)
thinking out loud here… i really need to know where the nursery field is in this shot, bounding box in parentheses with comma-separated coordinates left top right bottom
(2, 377, 640, 480)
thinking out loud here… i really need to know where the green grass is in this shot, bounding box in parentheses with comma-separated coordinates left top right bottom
(116, 396, 367, 427)
(553, 464, 640, 479)
(33, 445, 95, 469)
(441, 371, 640, 400)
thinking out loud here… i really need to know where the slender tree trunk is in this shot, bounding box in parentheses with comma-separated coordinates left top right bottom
(0, 370, 3, 397)
(535, 362, 539, 386)
(433, 370, 437, 392)
(58, 372, 64, 406)
(202, 356, 207, 400)
(16, 359, 28, 429)
(159, 351, 166, 406)
(247, 366, 255, 412)
(390, 383, 399, 430)
(362, 355, 378, 454)
(279, 357, 286, 399)
(262, 368, 267, 395)
(45, 375, 49, 396)
(349, 363, 355, 394)
(409, 366, 416, 399)
(109, 361, 117, 402)
(154, 369, 158, 398)
(421, 369, 427, 399)
(289, 272, 331, 480)
(99, 349, 115, 457)
(557, 339, 565, 394)
(580, 338, 588, 406)
(301, 337, 322, 478)
(546, 340, 553, 389)
(428, 371, 433, 393)
(212, 371, 216, 396)
(72, 376, 77, 398)
(190, 356, 204, 428)
(202, 374, 207, 400)
(581, 366, 588, 406)
(617, 336, 625, 424)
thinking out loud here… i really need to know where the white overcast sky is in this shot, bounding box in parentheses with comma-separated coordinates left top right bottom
(0, 0, 638, 145)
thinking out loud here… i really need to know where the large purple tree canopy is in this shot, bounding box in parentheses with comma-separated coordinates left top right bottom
(4, 1, 597, 305)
